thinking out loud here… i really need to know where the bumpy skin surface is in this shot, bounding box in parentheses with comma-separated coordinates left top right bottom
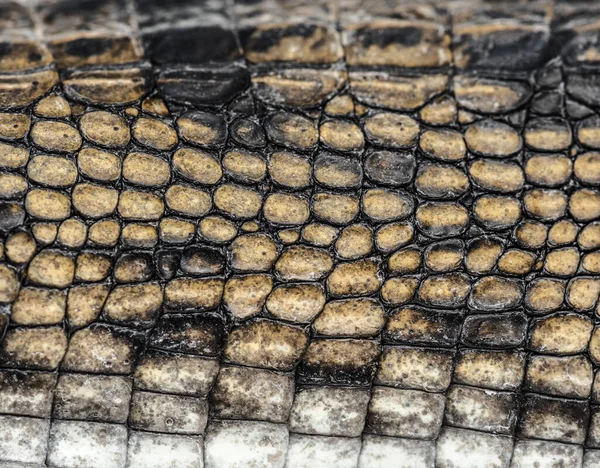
(1, 0, 600, 466)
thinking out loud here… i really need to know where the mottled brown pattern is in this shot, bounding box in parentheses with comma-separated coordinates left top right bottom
(0, 0, 599, 467)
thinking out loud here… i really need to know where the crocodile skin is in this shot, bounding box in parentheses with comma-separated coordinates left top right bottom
(0, 0, 600, 467)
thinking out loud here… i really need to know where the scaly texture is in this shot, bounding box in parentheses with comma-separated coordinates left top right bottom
(1, 0, 600, 467)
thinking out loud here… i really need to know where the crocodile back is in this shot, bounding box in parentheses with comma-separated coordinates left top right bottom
(0, 1, 600, 467)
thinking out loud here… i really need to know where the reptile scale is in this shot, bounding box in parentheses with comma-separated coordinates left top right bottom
(0, 0, 599, 466)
